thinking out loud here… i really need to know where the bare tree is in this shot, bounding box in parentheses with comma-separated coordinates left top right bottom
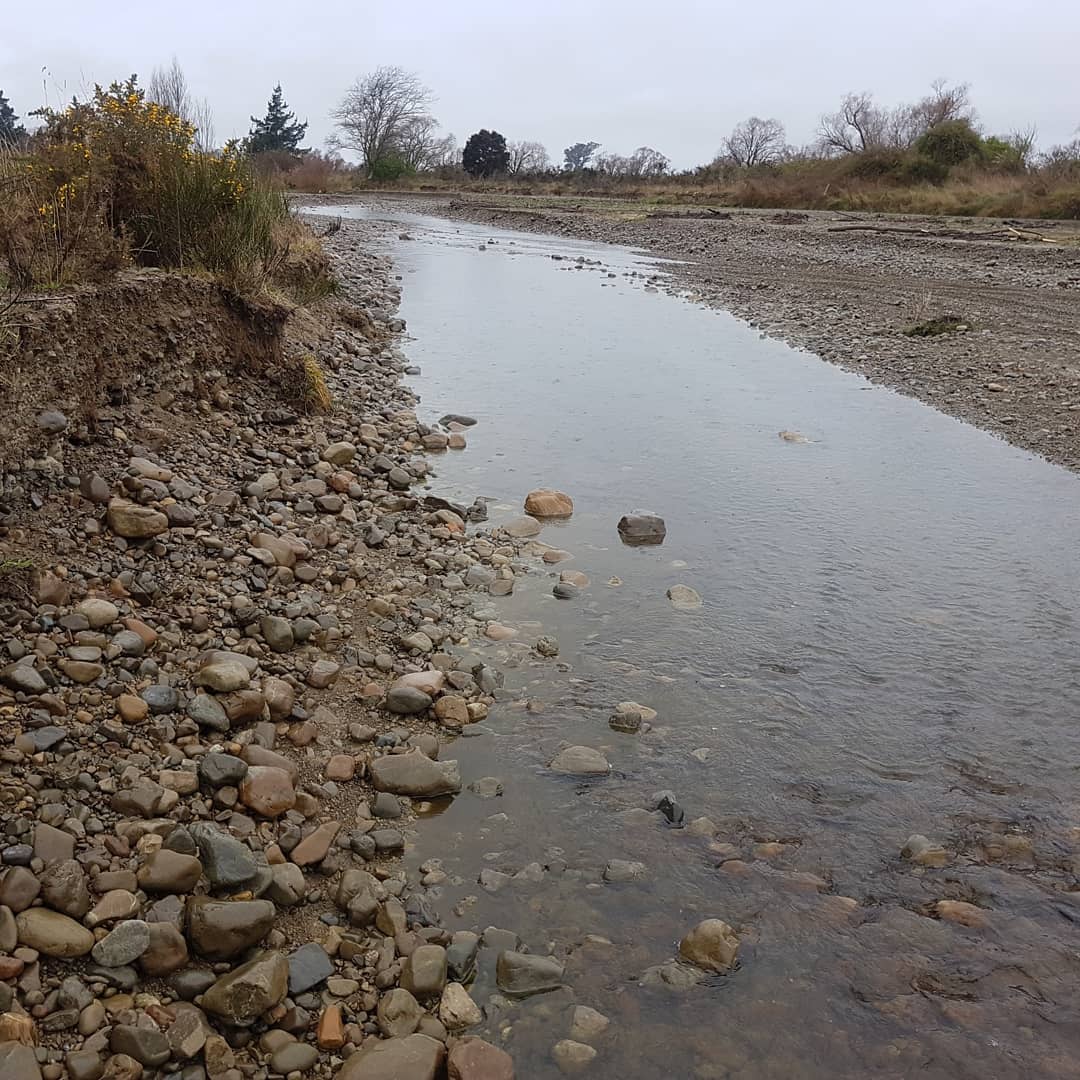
(624, 146, 669, 177)
(909, 79, 973, 134)
(393, 115, 450, 171)
(818, 92, 888, 155)
(507, 140, 550, 175)
(148, 57, 215, 151)
(820, 81, 976, 156)
(724, 117, 786, 167)
(333, 67, 436, 175)
(594, 147, 669, 178)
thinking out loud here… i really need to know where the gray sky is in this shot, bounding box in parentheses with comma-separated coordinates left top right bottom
(3, 0, 1077, 166)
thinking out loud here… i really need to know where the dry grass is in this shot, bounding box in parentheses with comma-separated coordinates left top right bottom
(344, 162, 1080, 220)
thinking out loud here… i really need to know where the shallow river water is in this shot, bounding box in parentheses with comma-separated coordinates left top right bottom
(312, 205, 1080, 1079)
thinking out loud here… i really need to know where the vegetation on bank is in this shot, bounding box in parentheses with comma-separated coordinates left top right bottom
(0, 77, 329, 302)
(265, 71, 1080, 220)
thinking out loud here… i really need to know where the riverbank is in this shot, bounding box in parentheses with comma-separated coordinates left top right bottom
(330, 192, 1080, 474)
(0, 217, 572, 1079)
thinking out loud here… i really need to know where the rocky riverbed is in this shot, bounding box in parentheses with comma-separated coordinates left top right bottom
(0, 218, 729, 1080)
(357, 193, 1080, 473)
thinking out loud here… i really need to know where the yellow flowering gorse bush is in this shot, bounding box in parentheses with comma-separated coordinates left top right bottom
(3, 76, 292, 289)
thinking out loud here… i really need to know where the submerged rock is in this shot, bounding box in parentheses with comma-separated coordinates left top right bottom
(496, 951, 565, 997)
(679, 918, 739, 972)
(549, 746, 610, 776)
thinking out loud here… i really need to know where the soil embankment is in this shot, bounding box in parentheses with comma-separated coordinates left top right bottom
(365, 192, 1080, 473)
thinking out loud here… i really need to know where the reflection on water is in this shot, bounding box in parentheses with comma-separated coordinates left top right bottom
(313, 203, 1080, 1078)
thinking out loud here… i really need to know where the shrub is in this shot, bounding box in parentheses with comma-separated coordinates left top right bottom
(369, 154, 414, 181)
(4, 77, 301, 292)
(915, 120, 984, 167)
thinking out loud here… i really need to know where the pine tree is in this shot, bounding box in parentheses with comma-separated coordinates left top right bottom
(247, 85, 308, 155)
(0, 90, 27, 144)
(462, 129, 509, 178)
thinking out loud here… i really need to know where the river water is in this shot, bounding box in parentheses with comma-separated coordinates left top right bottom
(311, 204, 1080, 1079)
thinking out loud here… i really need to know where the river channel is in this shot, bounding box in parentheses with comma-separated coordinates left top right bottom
(311, 203, 1080, 1079)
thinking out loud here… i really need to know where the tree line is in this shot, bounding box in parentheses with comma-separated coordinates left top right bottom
(3, 65, 1078, 185)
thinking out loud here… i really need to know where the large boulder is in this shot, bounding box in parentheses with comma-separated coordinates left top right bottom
(368, 750, 461, 797)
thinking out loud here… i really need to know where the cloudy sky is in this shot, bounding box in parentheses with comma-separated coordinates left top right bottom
(3, 0, 1077, 166)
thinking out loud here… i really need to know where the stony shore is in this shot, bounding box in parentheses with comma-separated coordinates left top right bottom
(0, 216, 698, 1080)
(366, 192, 1080, 474)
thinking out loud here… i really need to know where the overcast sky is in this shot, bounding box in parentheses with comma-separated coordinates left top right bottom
(3, 0, 1077, 166)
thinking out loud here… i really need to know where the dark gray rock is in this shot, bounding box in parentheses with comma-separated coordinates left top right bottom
(287, 942, 334, 994)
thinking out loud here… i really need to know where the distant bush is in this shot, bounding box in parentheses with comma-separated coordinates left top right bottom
(369, 154, 415, 181)
(1, 77, 314, 293)
(915, 120, 984, 167)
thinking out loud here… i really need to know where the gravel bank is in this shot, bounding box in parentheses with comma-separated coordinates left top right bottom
(0, 216, 589, 1080)
(372, 193, 1080, 474)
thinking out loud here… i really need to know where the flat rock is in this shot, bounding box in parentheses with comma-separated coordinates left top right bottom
(666, 584, 703, 611)
(496, 950, 565, 997)
(338, 1033, 446, 1080)
(92, 920, 150, 967)
(369, 750, 461, 797)
(385, 686, 433, 715)
(448, 1036, 514, 1080)
(107, 499, 168, 538)
(288, 942, 334, 994)
(501, 516, 542, 538)
(549, 746, 610, 776)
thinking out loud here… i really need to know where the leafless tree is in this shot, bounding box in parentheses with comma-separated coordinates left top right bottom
(148, 57, 215, 151)
(507, 140, 550, 175)
(594, 147, 669, 178)
(624, 146, 669, 177)
(820, 81, 976, 156)
(724, 117, 786, 167)
(333, 67, 436, 175)
(818, 92, 889, 155)
(391, 115, 449, 170)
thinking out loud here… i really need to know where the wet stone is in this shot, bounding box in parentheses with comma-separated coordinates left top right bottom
(496, 950, 565, 997)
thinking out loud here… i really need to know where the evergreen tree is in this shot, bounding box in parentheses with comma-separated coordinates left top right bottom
(0, 90, 27, 144)
(462, 129, 509, 178)
(247, 85, 307, 155)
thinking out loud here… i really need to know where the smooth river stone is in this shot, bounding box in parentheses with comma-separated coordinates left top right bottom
(16, 908, 95, 957)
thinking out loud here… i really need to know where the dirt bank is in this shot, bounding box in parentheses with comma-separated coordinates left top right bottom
(356, 192, 1080, 474)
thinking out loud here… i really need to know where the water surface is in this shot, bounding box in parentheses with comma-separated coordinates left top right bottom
(314, 204, 1080, 1079)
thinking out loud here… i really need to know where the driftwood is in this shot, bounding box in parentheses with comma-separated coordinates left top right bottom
(827, 223, 1060, 243)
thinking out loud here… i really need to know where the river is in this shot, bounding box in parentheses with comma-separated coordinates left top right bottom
(310, 203, 1080, 1079)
